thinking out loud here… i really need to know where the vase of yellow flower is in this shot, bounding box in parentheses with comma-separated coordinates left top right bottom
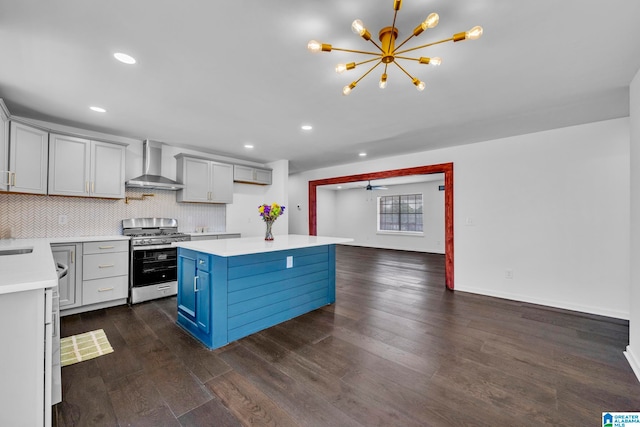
(258, 203, 285, 241)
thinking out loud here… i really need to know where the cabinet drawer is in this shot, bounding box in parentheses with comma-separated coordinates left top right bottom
(83, 276, 128, 305)
(83, 252, 128, 280)
(197, 253, 211, 271)
(84, 240, 128, 254)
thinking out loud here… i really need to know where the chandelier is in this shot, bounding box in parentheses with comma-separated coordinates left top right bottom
(307, 0, 483, 95)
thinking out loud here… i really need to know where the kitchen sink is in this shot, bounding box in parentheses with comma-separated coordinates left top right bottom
(0, 247, 33, 256)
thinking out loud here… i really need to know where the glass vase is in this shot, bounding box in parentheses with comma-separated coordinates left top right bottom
(264, 219, 274, 241)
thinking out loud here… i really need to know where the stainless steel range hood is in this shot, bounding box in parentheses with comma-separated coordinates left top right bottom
(126, 140, 184, 190)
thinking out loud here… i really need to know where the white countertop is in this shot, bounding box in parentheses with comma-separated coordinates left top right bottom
(174, 234, 353, 257)
(0, 235, 129, 295)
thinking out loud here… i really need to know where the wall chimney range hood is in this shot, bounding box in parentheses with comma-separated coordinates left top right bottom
(126, 140, 184, 190)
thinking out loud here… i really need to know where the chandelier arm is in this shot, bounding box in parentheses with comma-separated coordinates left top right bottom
(394, 55, 420, 61)
(393, 33, 417, 53)
(353, 61, 384, 85)
(366, 39, 384, 53)
(392, 60, 417, 80)
(354, 57, 383, 67)
(332, 47, 383, 56)
(394, 37, 453, 56)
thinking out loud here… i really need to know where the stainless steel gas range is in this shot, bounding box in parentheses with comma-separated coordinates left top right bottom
(122, 218, 191, 304)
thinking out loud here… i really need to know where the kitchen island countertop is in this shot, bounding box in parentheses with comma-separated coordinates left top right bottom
(173, 234, 353, 257)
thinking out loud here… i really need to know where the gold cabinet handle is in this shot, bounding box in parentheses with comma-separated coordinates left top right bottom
(98, 264, 114, 268)
(11, 172, 16, 186)
(98, 287, 114, 292)
(98, 246, 114, 250)
(85, 181, 89, 193)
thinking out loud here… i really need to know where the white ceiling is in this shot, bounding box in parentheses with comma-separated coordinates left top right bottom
(1, 1, 639, 174)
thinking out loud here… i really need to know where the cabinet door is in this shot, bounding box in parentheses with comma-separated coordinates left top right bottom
(254, 168, 272, 185)
(8, 121, 48, 194)
(51, 245, 79, 308)
(233, 165, 254, 182)
(177, 251, 197, 321)
(91, 141, 125, 198)
(178, 157, 211, 203)
(196, 268, 211, 334)
(210, 162, 233, 203)
(0, 104, 9, 191)
(48, 134, 91, 196)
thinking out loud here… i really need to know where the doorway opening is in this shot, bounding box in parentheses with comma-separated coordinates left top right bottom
(308, 162, 454, 290)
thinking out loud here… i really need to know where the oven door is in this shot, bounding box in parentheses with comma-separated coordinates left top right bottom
(131, 247, 177, 288)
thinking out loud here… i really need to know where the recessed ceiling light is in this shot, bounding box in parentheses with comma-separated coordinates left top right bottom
(359, 152, 367, 157)
(89, 106, 106, 113)
(337, 186, 342, 189)
(244, 144, 254, 149)
(301, 125, 313, 131)
(114, 52, 136, 64)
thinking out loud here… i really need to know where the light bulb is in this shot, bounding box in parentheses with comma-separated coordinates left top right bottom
(422, 13, 439, 30)
(307, 40, 321, 53)
(412, 78, 425, 91)
(343, 82, 356, 96)
(335, 62, 355, 74)
(351, 19, 365, 35)
(466, 26, 483, 40)
(430, 57, 442, 66)
(379, 73, 387, 89)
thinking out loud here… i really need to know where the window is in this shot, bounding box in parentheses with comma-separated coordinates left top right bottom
(378, 194, 423, 232)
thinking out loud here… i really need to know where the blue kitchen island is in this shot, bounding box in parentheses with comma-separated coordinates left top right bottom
(173, 234, 352, 350)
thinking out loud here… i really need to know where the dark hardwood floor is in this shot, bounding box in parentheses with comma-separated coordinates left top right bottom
(55, 245, 640, 426)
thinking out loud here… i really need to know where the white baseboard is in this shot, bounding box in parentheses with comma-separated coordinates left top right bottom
(624, 346, 640, 384)
(455, 285, 630, 320)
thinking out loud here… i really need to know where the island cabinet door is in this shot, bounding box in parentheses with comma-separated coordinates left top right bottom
(195, 268, 211, 334)
(177, 250, 197, 321)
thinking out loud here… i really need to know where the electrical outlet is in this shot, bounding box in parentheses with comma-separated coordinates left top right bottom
(505, 269, 514, 279)
(58, 215, 68, 225)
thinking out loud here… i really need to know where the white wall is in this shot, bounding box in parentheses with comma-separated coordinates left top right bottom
(289, 118, 630, 319)
(627, 67, 640, 379)
(317, 180, 445, 253)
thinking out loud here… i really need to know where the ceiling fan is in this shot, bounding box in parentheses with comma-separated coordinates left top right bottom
(364, 180, 388, 191)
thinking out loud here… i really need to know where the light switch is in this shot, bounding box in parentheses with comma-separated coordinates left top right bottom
(286, 256, 293, 268)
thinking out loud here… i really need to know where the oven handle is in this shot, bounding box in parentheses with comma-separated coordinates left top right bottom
(131, 244, 176, 251)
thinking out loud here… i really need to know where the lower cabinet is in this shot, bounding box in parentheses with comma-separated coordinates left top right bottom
(177, 249, 212, 343)
(55, 239, 129, 316)
(50, 243, 82, 309)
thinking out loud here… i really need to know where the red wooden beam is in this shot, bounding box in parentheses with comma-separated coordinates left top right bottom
(308, 163, 454, 290)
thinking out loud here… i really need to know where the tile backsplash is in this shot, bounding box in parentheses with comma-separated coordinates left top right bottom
(0, 188, 225, 239)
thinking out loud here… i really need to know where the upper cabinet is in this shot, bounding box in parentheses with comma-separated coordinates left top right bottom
(175, 154, 233, 203)
(0, 100, 9, 191)
(6, 121, 49, 195)
(48, 134, 125, 199)
(233, 165, 272, 185)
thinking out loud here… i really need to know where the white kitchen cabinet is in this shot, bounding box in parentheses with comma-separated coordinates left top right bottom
(233, 164, 272, 185)
(175, 154, 233, 203)
(6, 121, 49, 194)
(81, 240, 128, 306)
(59, 240, 129, 316)
(51, 243, 82, 309)
(0, 99, 9, 191)
(0, 288, 50, 427)
(48, 133, 125, 198)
